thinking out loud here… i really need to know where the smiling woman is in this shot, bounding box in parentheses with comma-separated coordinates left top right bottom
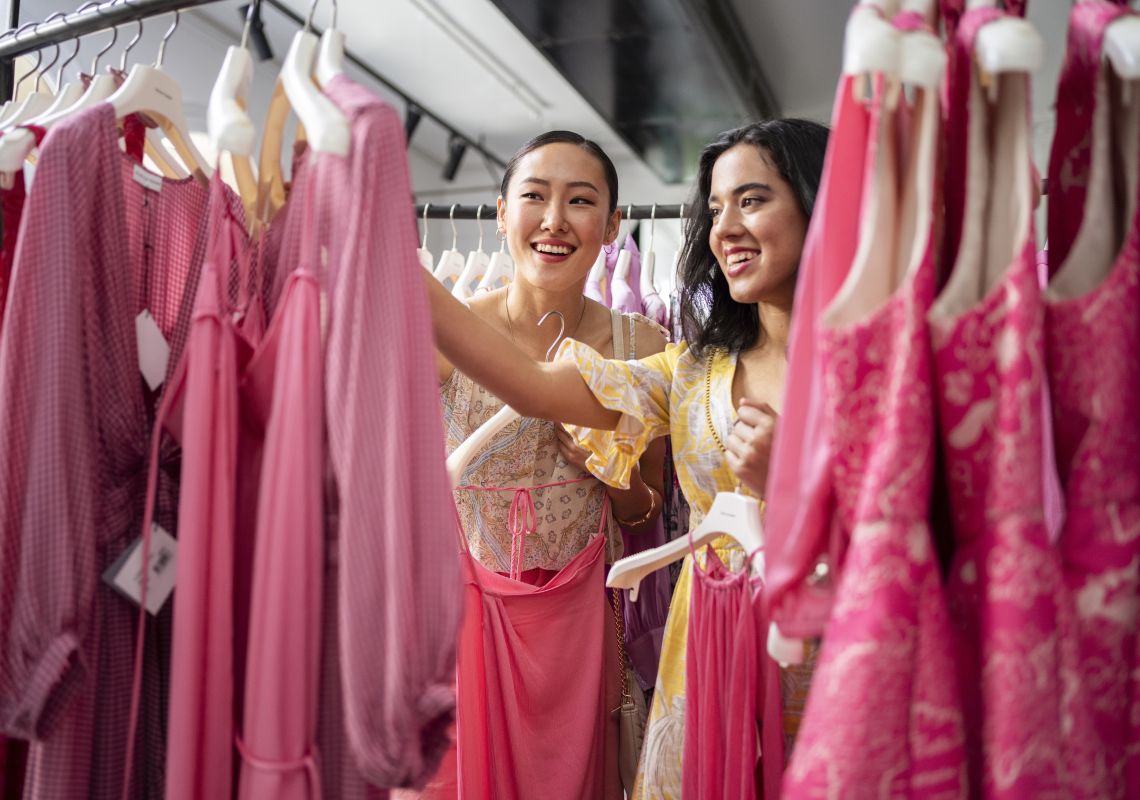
(431, 130, 668, 799)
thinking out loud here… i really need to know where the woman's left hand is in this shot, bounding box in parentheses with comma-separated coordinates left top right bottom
(725, 399, 780, 497)
(556, 425, 592, 473)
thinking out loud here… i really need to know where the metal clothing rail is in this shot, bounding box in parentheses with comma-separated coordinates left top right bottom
(0, 0, 509, 169)
(416, 203, 688, 221)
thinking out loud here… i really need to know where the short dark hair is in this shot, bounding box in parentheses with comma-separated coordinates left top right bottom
(677, 118, 829, 357)
(499, 130, 620, 214)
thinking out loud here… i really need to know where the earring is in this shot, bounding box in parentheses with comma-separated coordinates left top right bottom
(496, 228, 506, 241)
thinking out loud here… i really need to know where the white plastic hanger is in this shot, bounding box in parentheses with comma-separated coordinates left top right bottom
(25, 18, 84, 125)
(843, 0, 901, 83)
(607, 490, 764, 602)
(417, 203, 435, 271)
(897, 0, 945, 90)
(313, 0, 345, 87)
(613, 205, 634, 285)
(639, 204, 657, 299)
(476, 219, 514, 291)
(452, 204, 491, 300)
(586, 243, 608, 296)
(968, 0, 1044, 84)
(32, 10, 120, 127)
(1104, 13, 1140, 83)
(446, 310, 568, 486)
(1, 24, 59, 132)
(433, 205, 467, 289)
(105, 11, 213, 185)
(208, 0, 258, 158)
(276, 0, 350, 155)
(207, 0, 259, 219)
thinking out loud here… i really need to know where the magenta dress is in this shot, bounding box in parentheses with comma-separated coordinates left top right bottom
(781, 38, 968, 793)
(1046, 3, 1140, 796)
(763, 64, 873, 644)
(931, 7, 1108, 797)
(683, 546, 781, 800)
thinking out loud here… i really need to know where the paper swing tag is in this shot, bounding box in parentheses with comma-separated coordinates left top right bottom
(135, 310, 170, 391)
(102, 523, 178, 615)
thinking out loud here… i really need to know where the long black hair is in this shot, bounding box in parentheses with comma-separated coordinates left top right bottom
(499, 130, 619, 214)
(677, 118, 829, 357)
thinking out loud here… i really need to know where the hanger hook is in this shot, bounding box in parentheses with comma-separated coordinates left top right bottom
(12, 22, 43, 96)
(448, 204, 459, 250)
(57, 8, 88, 84)
(537, 310, 567, 362)
(91, 14, 119, 73)
(240, 0, 260, 50)
(119, 5, 144, 72)
(156, 10, 179, 68)
(420, 203, 431, 250)
(647, 203, 657, 252)
(304, 0, 320, 32)
(35, 14, 65, 91)
(329, 0, 338, 30)
(475, 204, 486, 252)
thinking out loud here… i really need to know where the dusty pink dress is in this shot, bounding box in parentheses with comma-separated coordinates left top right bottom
(931, 6, 1108, 797)
(1045, 2, 1140, 796)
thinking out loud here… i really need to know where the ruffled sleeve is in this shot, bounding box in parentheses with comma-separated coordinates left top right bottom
(556, 338, 679, 489)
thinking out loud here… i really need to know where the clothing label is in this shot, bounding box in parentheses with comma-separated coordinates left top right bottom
(417, 248, 434, 272)
(102, 524, 178, 615)
(135, 310, 170, 391)
(132, 163, 163, 193)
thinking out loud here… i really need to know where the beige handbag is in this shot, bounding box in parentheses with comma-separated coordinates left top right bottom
(611, 587, 647, 793)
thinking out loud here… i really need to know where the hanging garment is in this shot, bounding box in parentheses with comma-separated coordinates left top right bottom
(682, 544, 782, 800)
(931, 7, 1107, 797)
(454, 499, 615, 800)
(236, 251, 324, 800)
(1046, 3, 1140, 796)
(161, 173, 256, 800)
(558, 340, 814, 799)
(780, 56, 967, 795)
(281, 76, 461, 797)
(762, 40, 874, 647)
(608, 235, 643, 313)
(640, 290, 668, 329)
(0, 102, 211, 800)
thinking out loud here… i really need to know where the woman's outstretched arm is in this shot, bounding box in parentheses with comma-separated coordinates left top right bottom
(425, 271, 621, 430)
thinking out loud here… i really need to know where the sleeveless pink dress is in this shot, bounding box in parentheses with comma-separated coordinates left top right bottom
(1046, 3, 1140, 796)
(781, 18, 968, 790)
(932, 7, 1108, 797)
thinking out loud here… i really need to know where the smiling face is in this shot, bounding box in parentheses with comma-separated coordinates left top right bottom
(497, 142, 620, 293)
(707, 143, 807, 306)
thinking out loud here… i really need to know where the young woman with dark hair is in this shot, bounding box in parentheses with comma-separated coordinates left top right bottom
(426, 118, 828, 797)
(433, 130, 667, 799)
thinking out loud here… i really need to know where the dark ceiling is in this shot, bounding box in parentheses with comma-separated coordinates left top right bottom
(489, 0, 779, 185)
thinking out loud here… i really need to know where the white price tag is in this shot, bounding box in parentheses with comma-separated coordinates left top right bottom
(103, 523, 178, 615)
(135, 310, 170, 391)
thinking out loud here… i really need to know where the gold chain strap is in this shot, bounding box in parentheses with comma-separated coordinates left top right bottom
(610, 588, 632, 703)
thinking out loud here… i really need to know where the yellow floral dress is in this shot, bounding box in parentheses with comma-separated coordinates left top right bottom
(557, 338, 816, 800)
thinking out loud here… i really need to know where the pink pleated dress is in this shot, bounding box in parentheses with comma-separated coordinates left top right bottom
(931, 6, 1108, 797)
(683, 543, 782, 800)
(1045, 2, 1140, 796)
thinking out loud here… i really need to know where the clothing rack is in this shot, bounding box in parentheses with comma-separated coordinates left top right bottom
(416, 203, 688, 221)
(0, 0, 509, 168)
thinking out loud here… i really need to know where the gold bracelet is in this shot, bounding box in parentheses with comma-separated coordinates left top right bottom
(614, 484, 659, 528)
